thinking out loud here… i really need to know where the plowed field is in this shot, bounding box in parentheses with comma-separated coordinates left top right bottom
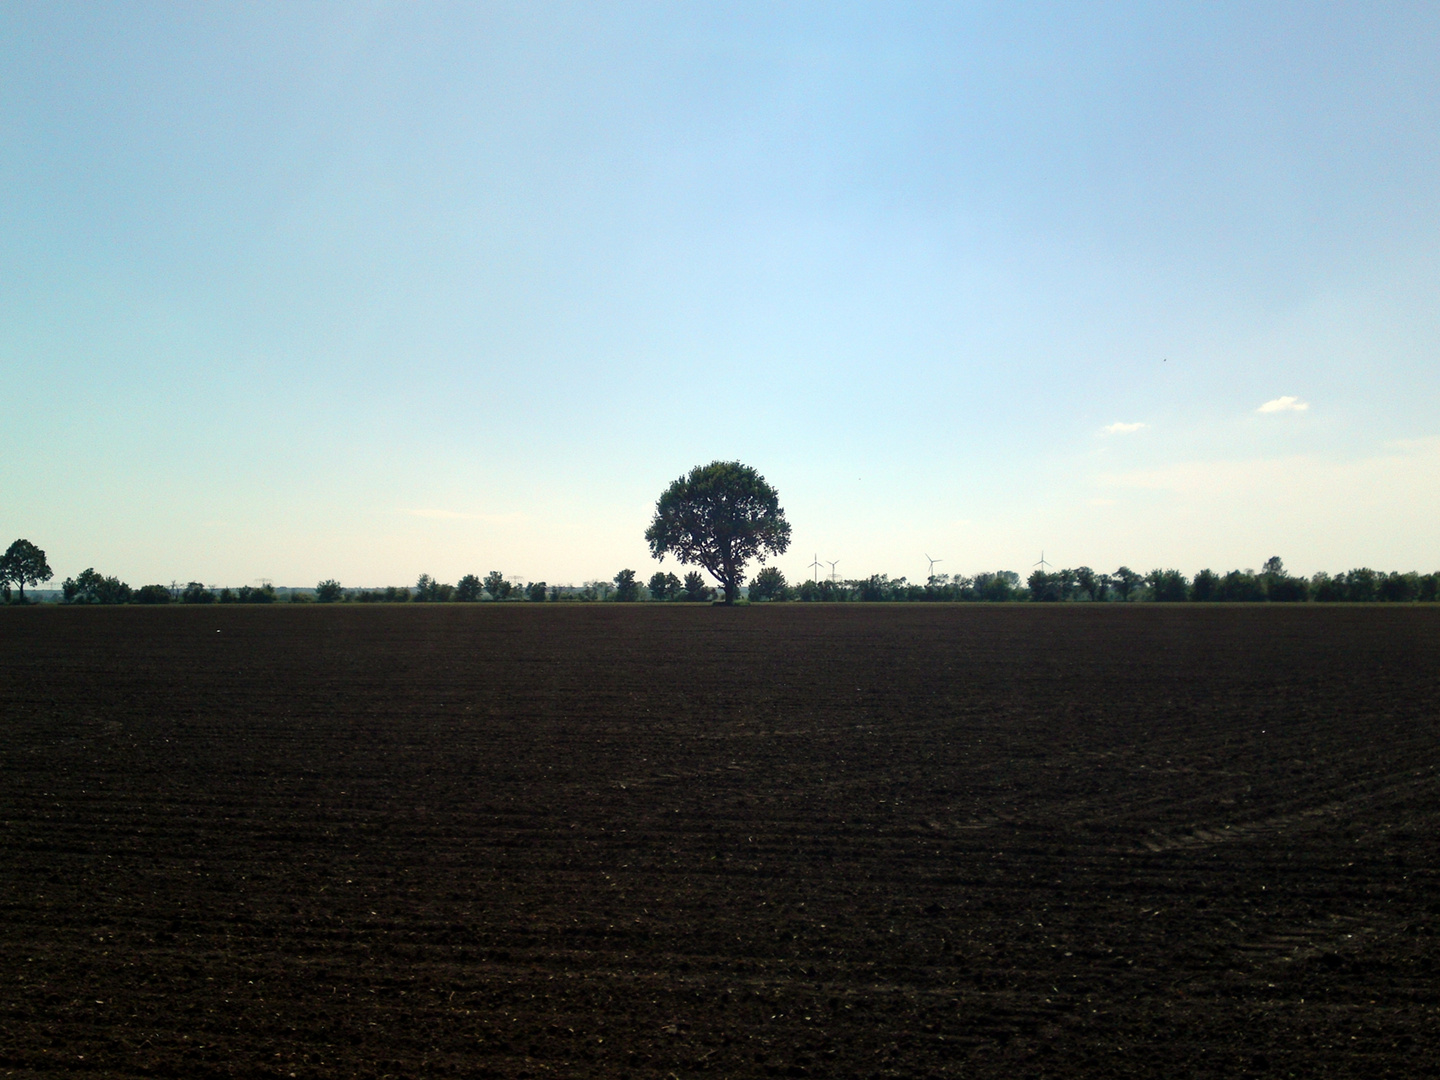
(1, 604, 1437, 1078)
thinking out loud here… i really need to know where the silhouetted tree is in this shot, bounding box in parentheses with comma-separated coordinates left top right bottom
(802, 578, 850, 602)
(972, 571, 1021, 601)
(1419, 573, 1439, 603)
(526, 581, 547, 602)
(316, 579, 345, 603)
(483, 571, 512, 601)
(1191, 569, 1219, 601)
(1146, 568, 1189, 602)
(134, 584, 172, 604)
(1028, 569, 1064, 601)
(1378, 572, 1420, 603)
(455, 574, 483, 602)
(748, 566, 788, 601)
(1215, 570, 1264, 602)
(182, 581, 215, 604)
(682, 571, 712, 602)
(62, 568, 131, 605)
(858, 574, 889, 602)
(613, 569, 640, 602)
(1257, 556, 1304, 601)
(645, 460, 791, 605)
(1, 539, 52, 603)
(1031, 570, 1077, 604)
(648, 571, 681, 601)
(1111, 566, 1142, 601)
(1344, 568, 1379, 602)
(414, 574, 452, 602)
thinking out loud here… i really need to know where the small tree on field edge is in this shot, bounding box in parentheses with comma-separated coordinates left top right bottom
(1111, 566, 1142, 601)
(1, 539, 52, 603)
(455, 574, 483, 602)
(682, 571, 712, 602)
(648, 571, 681, 601)
(749, 566, 788, 601)
(613, 569, 640, 602)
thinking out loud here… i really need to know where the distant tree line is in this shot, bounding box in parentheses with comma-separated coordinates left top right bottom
(746, 558, 1438, 603)
(6, 537, 1436, 606)
(42, 569, 730, 605)
(1017, 557, 1440, 604)
(748, 569, 1029, 602)
(57, 573, 281, 605)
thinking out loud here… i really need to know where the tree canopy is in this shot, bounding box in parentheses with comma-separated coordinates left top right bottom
(61, 568, 132, 605)
(613, 569, 640, 602)
(1, 539, 52, 603)
(645, 461, 791, 604)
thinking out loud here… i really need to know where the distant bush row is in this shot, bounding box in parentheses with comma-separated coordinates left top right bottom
(1018, 560, 1440, 604)
(755, 560, 1440, 603)
(54, 571, 284, 605)
(5, 542, 1433, 606)
(35, 559, 1438, 606)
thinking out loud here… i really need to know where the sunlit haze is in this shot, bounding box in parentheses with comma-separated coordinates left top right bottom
(4, 2, 1438, 587)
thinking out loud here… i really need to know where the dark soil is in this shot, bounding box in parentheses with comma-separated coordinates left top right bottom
(1, 604, 1437, 1078)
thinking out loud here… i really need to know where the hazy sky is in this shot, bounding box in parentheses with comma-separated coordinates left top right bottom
(4, 2, 1438, 588)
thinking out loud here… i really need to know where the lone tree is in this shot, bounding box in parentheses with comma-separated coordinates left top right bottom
(645, 461, 791, 605)
(1, 539, 52, 603)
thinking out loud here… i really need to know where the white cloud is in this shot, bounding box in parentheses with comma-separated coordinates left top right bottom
(1257, 396, 1309, 413)
(1103, 421, 1147, 435)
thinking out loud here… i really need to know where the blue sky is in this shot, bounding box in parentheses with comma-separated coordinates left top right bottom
(4, 2, 1437, 588)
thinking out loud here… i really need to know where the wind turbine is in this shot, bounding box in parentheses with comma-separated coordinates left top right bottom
(809, 553, 822, 582)
(925, 554, 943, 582)
(827, 560, 840, 583)
(1033, 552, 1051, 573)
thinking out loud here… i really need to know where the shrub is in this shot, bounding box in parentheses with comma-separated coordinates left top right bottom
(613, 569, 640, 602)
(682, 571, 713, 602)
(62, 569, 132, 605)
(182, 582, 214, 604)
(748, 567, 788, 601)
